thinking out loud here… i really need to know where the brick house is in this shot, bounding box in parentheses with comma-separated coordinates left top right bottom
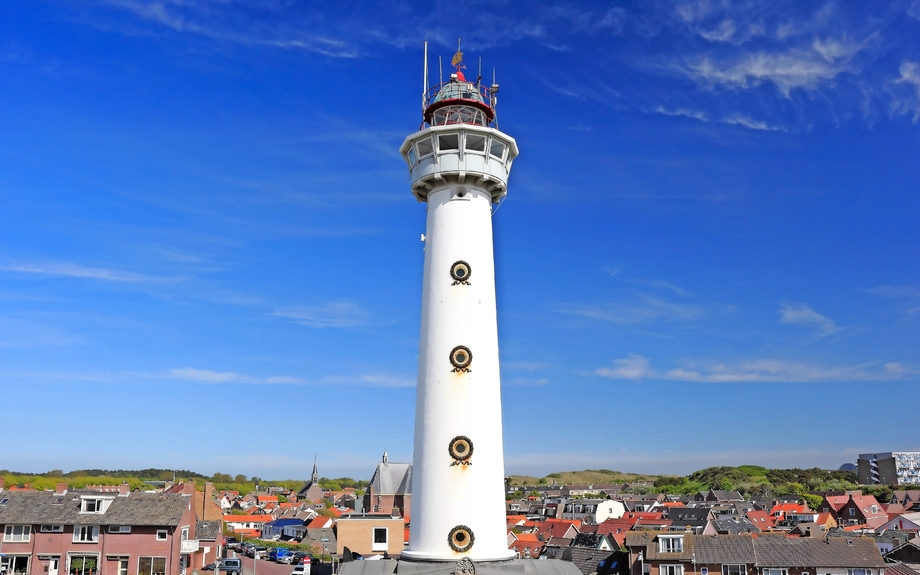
(820, 493, 888, 529)
(624, 531, 886, 575)
(0, 487, 200, 575)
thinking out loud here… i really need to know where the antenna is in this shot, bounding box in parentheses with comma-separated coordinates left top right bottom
(439, 55, 443, 85)
(478, 57, 482, 84)
(423, 41, 429, 112)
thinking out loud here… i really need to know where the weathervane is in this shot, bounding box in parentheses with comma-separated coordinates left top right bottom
(451, 38, 464, 71)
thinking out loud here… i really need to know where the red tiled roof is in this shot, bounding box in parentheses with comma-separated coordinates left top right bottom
(223, 515, 274, 522)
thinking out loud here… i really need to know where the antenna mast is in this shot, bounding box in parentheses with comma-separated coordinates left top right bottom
(439, 55, 443, 85)
(423, 41, 429, 113)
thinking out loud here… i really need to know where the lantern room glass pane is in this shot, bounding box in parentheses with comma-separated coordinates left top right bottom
(416, 138, 433, 157)
(438, 134, 459, 151)
(490, 140, 506, 159)
(466, 135, 486, 153)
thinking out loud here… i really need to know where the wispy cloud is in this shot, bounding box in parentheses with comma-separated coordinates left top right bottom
(778, 302, 841, 335)
(0, 261, 183, 282)
(593, 355, 913, 383)
(165, 367, 305, 384)
(556, 295, 702, 325)
(888, 61, 920, 122)
(273, 302, 371, 328)
(681, 39, 864, 96)
(721, 114, 785, 131)
(865, 285, 920, 315)
(323, 373, 415, 388)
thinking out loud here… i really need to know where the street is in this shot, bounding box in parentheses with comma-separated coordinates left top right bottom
(233, 555, 335, 575)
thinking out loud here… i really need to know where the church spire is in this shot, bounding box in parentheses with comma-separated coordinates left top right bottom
(311, 454, 318, 483)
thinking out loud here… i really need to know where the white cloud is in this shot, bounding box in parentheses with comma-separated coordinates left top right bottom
(909, 1, 920, 20)
(0, 261, 179, 282)
(888, 61, 920, 122)
(594, 354, 653, 380)
(273, 302, 370, 328)
(593, 355, 914, 383)
(721, 114, 785, 131)
(778, 302, 841, 335)
(699, 19, 736, 43)
(682, 38, 864, 96)
(653, 106, 710, 122)
(556, 295, 702, 325)
(165, 367, 305, 384)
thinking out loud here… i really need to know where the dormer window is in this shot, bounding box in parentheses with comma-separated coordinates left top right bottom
(80, 496, 113, 514)
(659, 535, 683, 553)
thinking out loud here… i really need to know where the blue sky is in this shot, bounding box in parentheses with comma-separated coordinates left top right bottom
(1, 0, 918, 481)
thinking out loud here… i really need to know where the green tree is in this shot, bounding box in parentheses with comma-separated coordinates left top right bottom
(234, 474, 247, 483)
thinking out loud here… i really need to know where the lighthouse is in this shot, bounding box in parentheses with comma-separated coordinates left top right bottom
(338, 45, 582, 575)
(398, 44, 518, 563)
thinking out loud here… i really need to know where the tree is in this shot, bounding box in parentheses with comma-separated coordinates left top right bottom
(234, 474, 247, 483)
(802, 493, 823, 511)
(530, 490, 541, 497)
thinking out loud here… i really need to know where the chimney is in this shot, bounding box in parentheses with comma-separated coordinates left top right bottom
(117, 482, 130, 496)
(55, 482, 68, 495)
(205, 482, 214, 503)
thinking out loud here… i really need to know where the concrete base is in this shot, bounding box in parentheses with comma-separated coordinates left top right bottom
(338, 558, 583, 575)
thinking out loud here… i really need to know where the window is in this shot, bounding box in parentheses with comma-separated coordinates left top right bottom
(662, 565, 683, 575)
(156, 530, 168, 541)
(723, 565, 745, 575)
(372, 527, 388, 551)
(416, 138, 433, 158)
(659, 536, 683, 553)
(0, 498, 9, 506)
(466, 134, 486, 153)
(181, 527, 189, 540)
(1, 556, 29, 575)
(871, 506, 879, 513)
(53, 497, 65, 505)
(489, 140, 506, 160)
(80, 498, 111, 513)
(108, 526, 131, 534)
(41, 525, 64, 533)
(138, 557, 167, 575)
(69, 555, 98, 575)
(407, 147, 417, 166)
(763, 570, 787, 575)
(848, 570, 869, 575)
(74, 526, 100, 543)
(849, 508, 856, 516)
(118, 560, 129, 575)
(4, 525, 31, 542)
(438, 134, 459, 151)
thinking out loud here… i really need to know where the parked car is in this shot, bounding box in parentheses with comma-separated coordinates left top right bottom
(269, 548, 292, 562)
(291, 565, 309, 575)
(202, 564, 216, 572)
(225, 537, 240, 546)
(217, 559, 242, 575)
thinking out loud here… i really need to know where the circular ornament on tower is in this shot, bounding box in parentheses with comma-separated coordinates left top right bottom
(448, 435, 473, 463)
(448, 525, 475, 553)
(450, 345, 472, 371)
(450, 260, 472, 283)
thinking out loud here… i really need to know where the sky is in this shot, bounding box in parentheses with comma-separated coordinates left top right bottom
(1, 0, 919, 482)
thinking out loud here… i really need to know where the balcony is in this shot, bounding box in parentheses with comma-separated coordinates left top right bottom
(180, 539, 200, 553)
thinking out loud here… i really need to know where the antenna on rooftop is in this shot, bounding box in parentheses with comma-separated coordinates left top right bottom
(478, 57, 482, 85)
(439, 55, 443, 85)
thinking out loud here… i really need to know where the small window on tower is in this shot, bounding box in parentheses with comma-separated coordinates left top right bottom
(465, 134, 486, 153)
(438, 134, 459, 151)
(490, 140, 506, 160)
(416, 138, 433, 158)
(408, 147, 417, 166)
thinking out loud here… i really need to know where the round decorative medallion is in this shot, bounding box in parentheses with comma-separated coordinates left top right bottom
(449, 345, 472, 370)
(450, 260, 472, 283)
(448, 436, 473, 462)
(448, 525, 475, 553)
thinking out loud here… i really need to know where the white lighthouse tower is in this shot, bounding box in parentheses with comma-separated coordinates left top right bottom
(339, 45, 582, 575)
(399, 44, 517, 563)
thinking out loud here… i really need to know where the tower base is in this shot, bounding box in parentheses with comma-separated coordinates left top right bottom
(338, 558, 584, 575)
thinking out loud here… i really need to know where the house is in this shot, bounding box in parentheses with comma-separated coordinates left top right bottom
(362, 451, 412, 518)
(509, 538, 544, 559)
(878, 512, 920, 533)
(745, 510, 774, 531)
(705, 517, 760, 535)
(665, 508, 712, 534)
(334, 513, 404, 557)
(821, 492, 888, 528)
(0, 485, 202, 575)
(624, 531, 886, 575)
(221, 514, 273, 537)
